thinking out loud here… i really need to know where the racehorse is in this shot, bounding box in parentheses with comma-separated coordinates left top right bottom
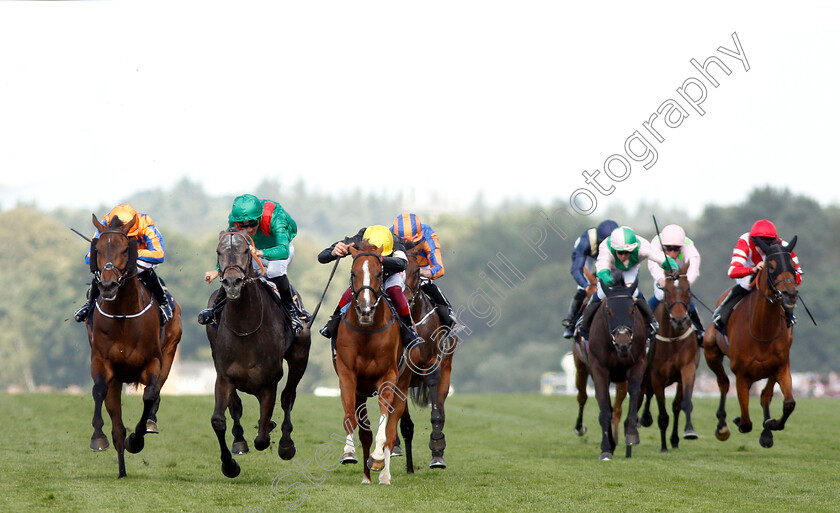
(334, 243, 405, 485)
(86, 214, 182, 478)
(703, 236, 799, 448)
(392, 245, 457, 472)
(572, 268, 628, 445)
(639, 261, 700, 452)
(207, 230, 311, 478)
(577, 276, 648, 460)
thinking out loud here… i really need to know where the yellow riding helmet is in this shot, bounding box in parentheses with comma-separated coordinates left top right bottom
(363, 225, 394, 256)
(109, 204, 140, 236)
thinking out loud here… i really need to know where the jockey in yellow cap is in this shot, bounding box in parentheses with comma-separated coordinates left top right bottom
(317, 225, 423, 353)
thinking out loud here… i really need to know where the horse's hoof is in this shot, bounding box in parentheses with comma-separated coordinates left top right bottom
(254, 437, 270, 451)
(759, 432, 774, 449)
(640, 412, 653, 428)
(683, 430, 699, 440)
(599, 452, 613, 461)
(222, 459, 241, 479)
(716, 425, 731, 441)
(145, 419, 159, 434)
(231, 441, 249, 455)
(367, 456, 385, 472)
(429, 456, 447, 469)
(125, 433, 144, 454)
(660, 447, 669, 453)
(574, 424, 587, 436)
(278, 442, 296, 460)
(625, 433, 640, 446)
(341, 452, 358, 464)
(90, 437, 110, 452)
(391, 445, 403, 457)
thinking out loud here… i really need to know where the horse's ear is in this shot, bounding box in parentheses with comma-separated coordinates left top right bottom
(785, 235, 797, 253)
(348, 245, 359, 257)
(122, 215, 137, 235)
(92, 213, 106, 233)
(753, 236, 771, 255)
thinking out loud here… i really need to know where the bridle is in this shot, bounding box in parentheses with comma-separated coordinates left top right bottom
(350, 251, 385, 317)
(93, 229, 136, 289)
(602, 294, 638, 360)
(218, 231, 265, 284)
(755, 248, 797, 305)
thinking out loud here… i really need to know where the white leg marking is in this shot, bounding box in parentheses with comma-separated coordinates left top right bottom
(344, 433, 355, 455)
(371, 413, 387, 460)
(379, 447, 391, 485)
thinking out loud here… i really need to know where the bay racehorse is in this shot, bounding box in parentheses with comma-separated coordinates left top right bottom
(703, 236, 799, 448)
(207, 229, 311, 478)
(578, 276, 648, 460)
(572, 268, 628, 445)
(335, 243, 405, 485)
(639, 261, 700, 451)
(392, 245, 457, 471)
(86, 214, 182, 478)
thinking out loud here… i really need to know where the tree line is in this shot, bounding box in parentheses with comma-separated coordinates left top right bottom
(0, 182, 835, 393)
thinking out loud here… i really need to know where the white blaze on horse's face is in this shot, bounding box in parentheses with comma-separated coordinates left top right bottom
(362, 260, 372, 304)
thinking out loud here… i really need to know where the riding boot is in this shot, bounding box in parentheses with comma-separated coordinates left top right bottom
(139, 269, 173, 324)
(421, 282, 456, 329)
(399, 313, 424, 349)
(712, 286, 750, 335)
(563, 288, 588, 339)
(635, 296, 659, 334)
(270, 275, 304, 336)
(74, 279, 99, 323)
(688, 306, 705, 347)
(320, 306, 342, 339)
(198, 287, 227, 326)
(578, 299, 601, 340)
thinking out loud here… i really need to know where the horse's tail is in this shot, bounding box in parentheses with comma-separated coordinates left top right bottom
(409, 381, 431, 408)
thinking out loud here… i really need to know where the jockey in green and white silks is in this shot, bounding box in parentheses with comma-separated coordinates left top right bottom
(577, 226, 676, 339)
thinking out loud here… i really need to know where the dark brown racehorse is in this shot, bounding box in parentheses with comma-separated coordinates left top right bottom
(573, 268, 628, 444)
(392, 246, 457, 472)
(86, 214, 182, 478)
(578, 276, 648, 460)
(335, 243, 404, 485)
(207, 230, 311, 478)
(703, 237, 799, 448)
(639, 261, 700, 451)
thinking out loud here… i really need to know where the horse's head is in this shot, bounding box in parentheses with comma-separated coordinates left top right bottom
(348, 242, 385, 326)
(662, 261, 692, 332)
(754, 235, 799, 314)
(602, 275, 640, 359)
(403, 245, 423, 306)
(91, 213, 138, 301)
(217, 230, 255, 300)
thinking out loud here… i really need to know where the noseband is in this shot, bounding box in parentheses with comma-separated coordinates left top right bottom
(218, 231, 264, 283)
(756, 248, 797, 305)
(663, 274, 691, 320)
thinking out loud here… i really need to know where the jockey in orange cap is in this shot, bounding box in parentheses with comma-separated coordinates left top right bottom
(74, 204, 173, 324)
(390, 213, 456, 329)
(711, 219, 803, 334)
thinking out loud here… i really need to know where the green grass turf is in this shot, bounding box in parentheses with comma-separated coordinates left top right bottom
(1, 392, 838, 512)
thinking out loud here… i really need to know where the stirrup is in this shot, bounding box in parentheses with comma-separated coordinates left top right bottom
(289, 315, 304, 336)
(159, 302, 173, 324)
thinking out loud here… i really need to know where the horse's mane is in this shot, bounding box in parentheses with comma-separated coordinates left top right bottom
(108, 216, 126, 230)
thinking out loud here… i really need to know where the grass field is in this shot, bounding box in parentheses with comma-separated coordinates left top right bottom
(1, 392, 839, 513)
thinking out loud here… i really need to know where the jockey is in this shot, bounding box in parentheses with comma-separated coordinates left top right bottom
(317, 225, 423, 350)
(390, 212, 456, 329)
(198, 194, 305, 336)
(74, 204, 173, 324)
(711, 219, 803, 334)
(647, 224, 705, 346)
(577, 225, 676, 340)
(562, 219, 618, 338)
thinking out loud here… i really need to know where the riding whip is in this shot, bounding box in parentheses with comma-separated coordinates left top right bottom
(71, 228, 92, 243)
(797, 294, 818, 326)
(308, 258, 341, 328)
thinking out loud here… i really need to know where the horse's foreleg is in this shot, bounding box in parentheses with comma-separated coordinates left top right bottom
(278, 334, 311, 461)
(733, 375, 754, 434)
(625, 367, 644, 449)
(612, 381, 627, 444)
(356, 398, 373, 484)
(90, 369, 110, 452)
(759, 377, 776, 448)
(399, 408, 415, 474)
(211, 377, 239, 478)
(653, 379, 669, 453)
(704, 344, 730, 441)
(767, 366, 796, 433)
(591, 368, 615, 460)
(339, 380, 360, 466)
(125, 363, 161, 455)
(425, 367, 447, 469)
(573, 359, 589, 436)
(229, 391, 248, 455)
(669, 382, 683, 449)
(149, 325, 180, 433)
(103, 381, 127, 478)
(254, 385, 278, 452)
(681, 362, 699, 441)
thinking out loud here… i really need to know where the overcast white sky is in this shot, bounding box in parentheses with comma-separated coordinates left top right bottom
(1, 1, 838, 218)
